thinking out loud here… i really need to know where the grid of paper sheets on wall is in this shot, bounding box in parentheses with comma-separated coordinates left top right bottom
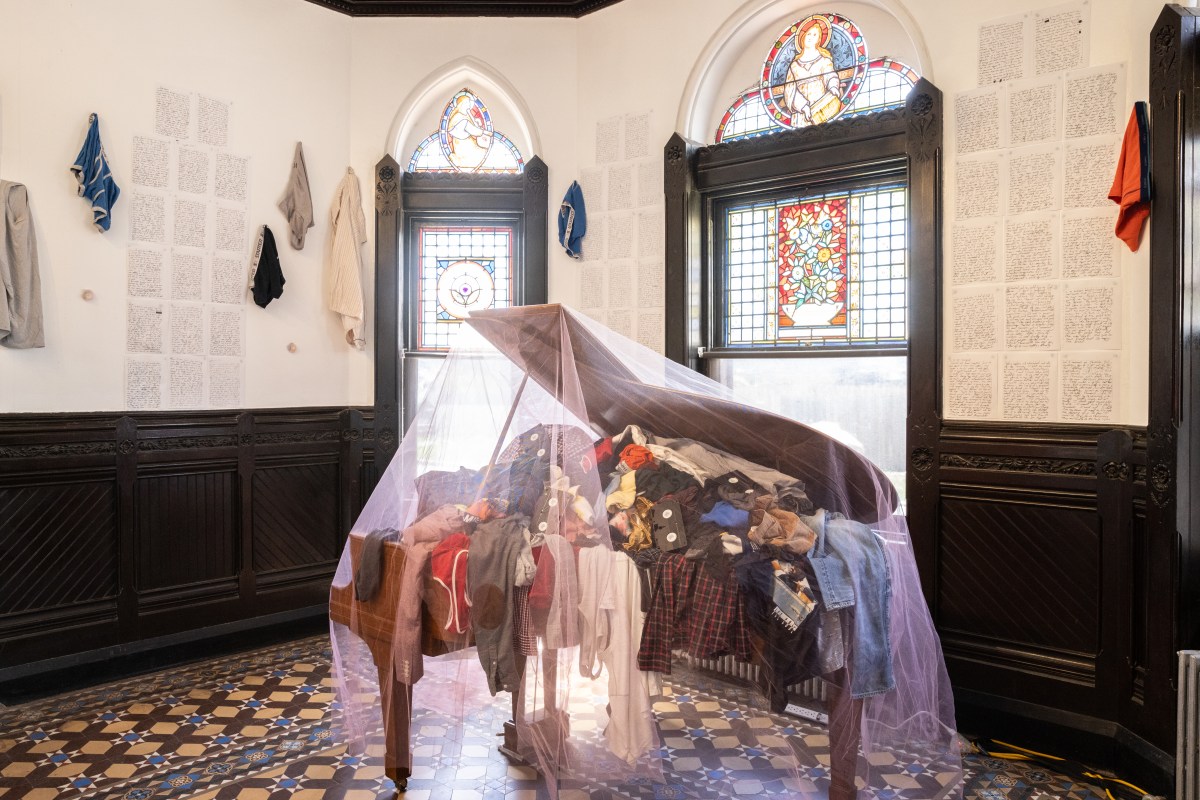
(579, 110, 665, 354)
(124, 87, 250, 410)
(948, 0, 1125, 424)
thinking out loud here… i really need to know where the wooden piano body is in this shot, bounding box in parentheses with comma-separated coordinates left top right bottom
(329, 304, 881, 797)
(328, 533, 472, 788)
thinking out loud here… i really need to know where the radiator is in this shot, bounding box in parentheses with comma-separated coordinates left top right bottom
(1180, 650, 1200, 800)
(677, 652, 828, 720)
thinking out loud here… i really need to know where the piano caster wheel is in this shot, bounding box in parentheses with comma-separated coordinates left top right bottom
(394, 777, 408, 794)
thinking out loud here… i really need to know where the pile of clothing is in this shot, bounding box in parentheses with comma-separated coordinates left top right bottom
(598, 425, 893, 707)
(356, 420, 895, 716)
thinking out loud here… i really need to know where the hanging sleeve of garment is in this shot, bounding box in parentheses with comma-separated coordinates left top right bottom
(0, 181, 45, 349)
(69, 114, 120, 232)
(328, 167, 367, 349)
(277, 141, 314, 250)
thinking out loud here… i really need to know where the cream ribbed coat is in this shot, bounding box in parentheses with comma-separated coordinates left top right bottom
(328, 168, 367, 349)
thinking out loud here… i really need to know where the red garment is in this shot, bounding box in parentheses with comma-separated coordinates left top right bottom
(1109, 101, 1150, 252)
(620, 444, 656, 470)
(529, 544, 554, 618)
(430, 533, 471, 634)
(593, 437, 613, 463)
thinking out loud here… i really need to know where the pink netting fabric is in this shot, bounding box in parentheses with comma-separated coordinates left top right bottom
(330, 304, 962, 798)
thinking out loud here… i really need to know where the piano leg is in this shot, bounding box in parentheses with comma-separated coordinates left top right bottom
(500, 653, 525, 761)
(364, 640, 413, 795)
(826, 669, 863, 800)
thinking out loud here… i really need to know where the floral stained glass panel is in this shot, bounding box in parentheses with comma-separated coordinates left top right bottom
(723, 185, 906, 347)
(777, 197, 849, 338)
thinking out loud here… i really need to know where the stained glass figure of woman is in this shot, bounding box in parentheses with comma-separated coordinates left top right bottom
(783, 16, 843, 126)
(444, 93, 492, 171)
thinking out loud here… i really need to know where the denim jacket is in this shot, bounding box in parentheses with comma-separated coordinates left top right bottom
(805, 510, 894, 698)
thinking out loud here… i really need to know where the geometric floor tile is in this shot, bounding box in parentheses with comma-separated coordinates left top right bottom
(0, 635, 1112, 799)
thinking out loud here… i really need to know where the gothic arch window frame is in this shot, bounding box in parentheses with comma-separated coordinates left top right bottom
(372, 157, 548, 469)
(663, 80, 942, 593)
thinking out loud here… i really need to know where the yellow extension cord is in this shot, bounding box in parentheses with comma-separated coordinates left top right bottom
(978, 738, 1151, 799)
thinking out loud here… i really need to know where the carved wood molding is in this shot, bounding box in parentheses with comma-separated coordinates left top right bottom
(1100, 461, 1130, 481)
(0, 442, 117, 459)
(376, 158, 400, 215)
(697, 108, 906, 166)
(939, 453, 1095, 476)
(302, 0, 624, 17)
(138, 435, 238, 451)
(255, 431, 343, 445)
(906, 88, 939, 164)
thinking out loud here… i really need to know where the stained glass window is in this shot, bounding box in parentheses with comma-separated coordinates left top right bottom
(714, 15, 921, 143)
(408, 89, 524, 174)
(715, 87, 777, 142)
(417, 224, 514, 351)
(721, 184, 906, 347)
(844, 58, 920, 117)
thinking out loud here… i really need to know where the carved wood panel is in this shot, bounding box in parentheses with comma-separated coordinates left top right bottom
(251, 462, 340, 573)
(0, 481, 118, 617)
(939, 493, 1099, 655)
(135, 471, 238, 592)
(0, 407, 374, 671)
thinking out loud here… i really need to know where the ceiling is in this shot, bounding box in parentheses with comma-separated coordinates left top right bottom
(303, 0, 625, 16)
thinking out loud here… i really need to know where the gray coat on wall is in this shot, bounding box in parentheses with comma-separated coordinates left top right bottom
(0, 180, 45, 349)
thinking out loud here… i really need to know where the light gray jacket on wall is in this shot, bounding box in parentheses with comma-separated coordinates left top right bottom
(0, 180, 45, 349)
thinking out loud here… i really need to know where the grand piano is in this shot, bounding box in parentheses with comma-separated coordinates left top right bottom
(328, 304, 954, 799)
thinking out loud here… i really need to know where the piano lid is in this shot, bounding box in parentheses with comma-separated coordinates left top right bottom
(465, 304, 900, 523)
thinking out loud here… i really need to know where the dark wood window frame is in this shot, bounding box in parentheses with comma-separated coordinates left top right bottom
(372, 155, 549, 470)
(663, 80, 943, 594)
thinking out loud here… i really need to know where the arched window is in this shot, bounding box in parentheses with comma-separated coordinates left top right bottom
(715, 14, 921, 143)
(407, 89, 525, 173)
(674, 13, 938, 502)
(373, 84, 547, 465)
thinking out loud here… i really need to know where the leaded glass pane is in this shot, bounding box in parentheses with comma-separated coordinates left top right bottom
(723, 185, 906, 347)
(407, 89, 524, 174)
(716, 88, 779, 143)
(844, 58, 921, 117)
(417, 225, 514, 351)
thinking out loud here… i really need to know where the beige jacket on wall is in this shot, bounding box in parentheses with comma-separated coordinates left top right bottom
(328, 168, 366, 350)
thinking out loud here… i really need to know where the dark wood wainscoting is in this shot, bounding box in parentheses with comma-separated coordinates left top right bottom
(913, 422, 1170, 783)
(0, 407, 377, 673)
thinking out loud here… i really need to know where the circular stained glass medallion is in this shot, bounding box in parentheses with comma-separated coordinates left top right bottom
(760, 14, 868, 128)
(436, 259, 496, 319)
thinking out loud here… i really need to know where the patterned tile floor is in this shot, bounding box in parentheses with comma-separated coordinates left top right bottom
(0, 635, 1110, 800)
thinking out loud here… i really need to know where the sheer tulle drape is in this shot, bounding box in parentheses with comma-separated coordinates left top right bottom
(330, 304, 961, 798)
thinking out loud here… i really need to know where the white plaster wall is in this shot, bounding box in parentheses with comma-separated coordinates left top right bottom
(346, 16, 580, 405)
(0, 0, 353, 412)
(577, 0, 1161, 425)
(923, 0, 1160, 425)
(0, 0, 1167, 423)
